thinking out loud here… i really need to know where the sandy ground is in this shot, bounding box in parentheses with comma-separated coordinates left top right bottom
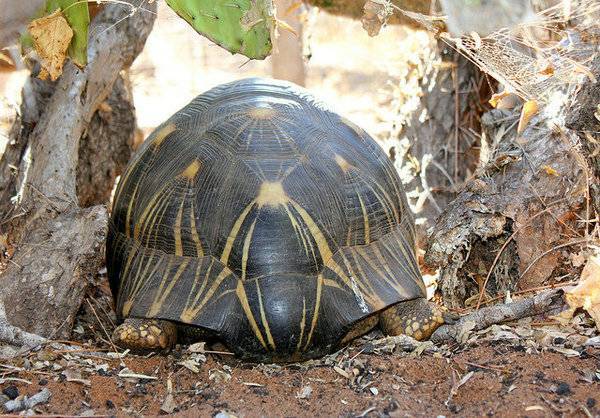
(3, 338, 599, 417)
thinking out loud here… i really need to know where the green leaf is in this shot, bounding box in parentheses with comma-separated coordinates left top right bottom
(45, 0, 90, 67)
(166, 0, 275, 60)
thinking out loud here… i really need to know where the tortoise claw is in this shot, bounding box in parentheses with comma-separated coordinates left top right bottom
(113, 318, 177, 352)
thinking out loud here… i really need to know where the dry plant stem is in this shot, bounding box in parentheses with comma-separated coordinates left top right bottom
(0, 1, 156, 345)
(431, 289, 565, 344)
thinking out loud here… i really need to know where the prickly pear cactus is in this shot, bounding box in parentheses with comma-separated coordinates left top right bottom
(166, 0, 276, 60)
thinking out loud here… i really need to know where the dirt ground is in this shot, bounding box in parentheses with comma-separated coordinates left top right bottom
(3, 339, 599, 417)
(1, 3, 599, 418)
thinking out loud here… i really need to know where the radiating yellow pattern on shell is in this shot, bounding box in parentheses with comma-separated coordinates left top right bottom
(107, 78, 425, 360)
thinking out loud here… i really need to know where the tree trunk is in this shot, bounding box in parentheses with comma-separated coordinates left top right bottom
(385, 40, 490, 249)
(425, 57, 599, 308)
(272, 0, 306, 85)
(0, 1, 156, 348)
(76, 74, 136, 207)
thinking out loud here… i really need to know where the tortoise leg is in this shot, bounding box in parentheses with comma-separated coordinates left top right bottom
(340, 314, 379, 344)
(112, 318, 177, 352)
(379, 298, 452, 341)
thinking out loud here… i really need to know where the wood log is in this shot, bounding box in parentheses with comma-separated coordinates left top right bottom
(0, 1, 156, 346)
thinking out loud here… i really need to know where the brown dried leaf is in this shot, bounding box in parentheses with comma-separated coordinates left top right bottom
(517, 100, 539, 134)
(542, 165, 558, 176)
(28, 9, 74, 81)
(565, 255, 600, 331)
(361, 0, 393, 37)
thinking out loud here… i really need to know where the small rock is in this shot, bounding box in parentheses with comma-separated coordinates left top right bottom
(38, 379, 48, 386)
(555, 382, 571, 396)
(296, 385, 312, 400)
(214, 412, 236, 418)
(106, 399, 115, 409)
(370, 387, 379, 396)
(587, 398, 596, 408)
(160, 393, 176, 414)
(2, 385, 18, 400)
(4, 388, 51, 412)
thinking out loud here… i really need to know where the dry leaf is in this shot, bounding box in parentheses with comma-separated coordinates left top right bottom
(160, 394, 176, 414)
(361, 0, 393, 37)
(28, 9, 73, 81)
(489, 91, 520, 110)
(542, 165, 558, 176)
(489, 91, 510, 108)
(565, 255, 600, 330)
(517, 100, 539, 134)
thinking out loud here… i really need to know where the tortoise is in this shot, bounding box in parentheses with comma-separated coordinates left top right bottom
(107, 77, 449, 362)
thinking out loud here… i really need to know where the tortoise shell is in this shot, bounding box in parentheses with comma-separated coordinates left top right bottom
(107, 78, 426, 361)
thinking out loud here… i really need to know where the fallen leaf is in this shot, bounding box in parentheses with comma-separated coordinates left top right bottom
(209, 368, 231, 384)
(489, 91, 510, 108)
(45, 0, 90, 66)
(160, 394, 176, 414)
(517, 100, 539, 134)
(361, 0, 393, 37)
(565, 255, 600, 330)
(178, 359, 200, 373)
(542, 165, 558, 176)
(188, 341, 206, 353)
(28, 9, 73, 81)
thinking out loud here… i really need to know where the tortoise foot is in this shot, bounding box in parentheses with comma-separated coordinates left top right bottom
(113, 318, 177, 352)
(379, 298, 447, 341)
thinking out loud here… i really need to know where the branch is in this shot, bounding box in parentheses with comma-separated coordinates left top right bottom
(304, 0, 433, 28)
(431, 289, 566, 344)
(23, 1, 156, 209)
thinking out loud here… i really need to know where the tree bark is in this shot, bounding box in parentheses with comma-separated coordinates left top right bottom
(425, 59, 599, 308)
(0, 1, 156, 347)
(272, 0, 306, 86)
(76, 74, 136, 207)
(304, 0, 433, 28)
(386, 41, 490, 249)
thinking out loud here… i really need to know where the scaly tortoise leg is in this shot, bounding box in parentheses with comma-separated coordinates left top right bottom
(379, 298, 454, 340)
(341, 314, 379, 344)
(112, 318, 177, 352)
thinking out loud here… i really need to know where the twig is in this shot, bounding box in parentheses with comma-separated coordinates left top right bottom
(463, 361, 507, 373)
(85, 299, 127, 369)
(432, 289, 565, 344)
(477, 280, 577, 309)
